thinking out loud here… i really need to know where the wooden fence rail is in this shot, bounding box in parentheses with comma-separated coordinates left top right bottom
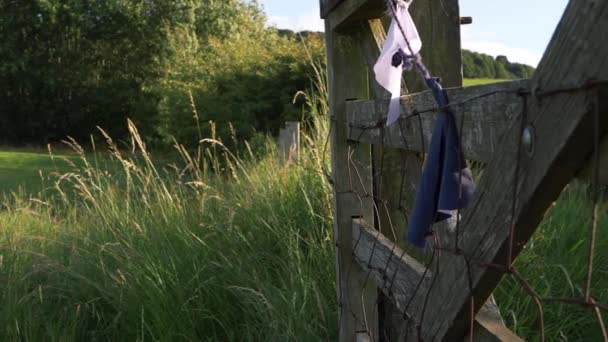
(346, 80, 527, 162)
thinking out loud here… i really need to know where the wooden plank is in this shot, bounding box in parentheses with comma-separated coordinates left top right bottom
(407, 1, 608, 340)
(578, 136, 608, 185)
(352, 219, 522, 341)
(358, 18, 428, 340)
(402, 3, 465, 336)
(368, 1, 465, 339)
(406, 0, 464, 90)
(324, 1, 523, 340)
(347, 80, 529, 162)
(325, 17, 381, 341)
(320, 0, 346, 19)
(357, 1, 493, 339)
(351, 218, 430, 310)
(471, 307, 524, 342)
(324, 0, 385, 31)
(347, 81, 608, 185)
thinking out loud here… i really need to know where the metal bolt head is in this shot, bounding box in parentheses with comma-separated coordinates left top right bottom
(522, 125, 535, 156)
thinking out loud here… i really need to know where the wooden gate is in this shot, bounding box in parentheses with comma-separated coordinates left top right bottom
(320, 0, 608, 340)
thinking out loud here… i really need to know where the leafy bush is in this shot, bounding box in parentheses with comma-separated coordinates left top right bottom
(0, 0, 324, 149)
(154, 27, 325, 148)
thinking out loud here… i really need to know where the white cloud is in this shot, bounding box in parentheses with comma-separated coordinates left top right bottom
(266, 9, 325, 32)
(461, 27, 542, 66)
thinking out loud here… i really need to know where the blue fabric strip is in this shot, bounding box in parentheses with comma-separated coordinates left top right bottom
(394, 50, 476, 248)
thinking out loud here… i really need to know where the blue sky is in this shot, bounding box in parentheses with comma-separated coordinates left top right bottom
(259, 0, 569, 66)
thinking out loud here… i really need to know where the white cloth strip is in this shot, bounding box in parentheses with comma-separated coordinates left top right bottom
(373, 1, 422, 126)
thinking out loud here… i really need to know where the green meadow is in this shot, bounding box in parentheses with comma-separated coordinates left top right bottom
(0, 150, 75, 193)
(463, 78, 510, 86)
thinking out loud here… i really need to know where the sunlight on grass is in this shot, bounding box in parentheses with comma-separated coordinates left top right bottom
(0, 57, 338, 340)
(0, 150, 77, 193)
(0, 117, 336, 340)
(495, 185, 608, 341)
(464, 78, 511, 86)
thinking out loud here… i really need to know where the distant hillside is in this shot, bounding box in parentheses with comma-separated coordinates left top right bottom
(276, 29, 325, 41)
(463, 50, 535, 79)
(276, 29, 535, 80)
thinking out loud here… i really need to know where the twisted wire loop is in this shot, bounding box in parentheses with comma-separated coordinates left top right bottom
(320, 1, 608, 341)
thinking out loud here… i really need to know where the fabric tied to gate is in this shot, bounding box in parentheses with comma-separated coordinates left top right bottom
(373, 0, 422, 126)
(373, 0, 475, 248)
(406, 78, 476, 248)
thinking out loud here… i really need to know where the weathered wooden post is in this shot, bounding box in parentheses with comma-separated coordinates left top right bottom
(324, 24, 376, 342)
(320, 1, 390, 340)
(371, 2, 464, 340)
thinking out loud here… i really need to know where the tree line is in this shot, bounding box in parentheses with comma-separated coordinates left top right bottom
(463, 49, 535, 79)
(0, 0, 325, 147)
(277, 30, 536, 80)
(0, 1, 533, 147)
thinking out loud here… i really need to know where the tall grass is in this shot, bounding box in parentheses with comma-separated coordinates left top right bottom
(0, 112, 337, 341)
(495, 184, 608, 341)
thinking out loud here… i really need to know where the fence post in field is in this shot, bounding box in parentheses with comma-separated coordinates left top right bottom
(323, 14, 381, 341)
(278, 121, 300, 160)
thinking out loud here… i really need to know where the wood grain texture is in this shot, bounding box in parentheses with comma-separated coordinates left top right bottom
(410, 1, 608, 340)
(321, 0, 608, 341)
(320, 0, 346, 18)
(322, 0, 463, 83)
(323, 0, 385, 30)
(325, 18, 381, 341)
(406, 0, 463, 90)
(359, 18, 428, 341)
(365, 2, 465, 339)
(348, 3, 517, 340)
(347, 80, 529, 162)
(352, 219, 524, 342)
(351, 219, 430, 310)
(470, 310, 524, 342)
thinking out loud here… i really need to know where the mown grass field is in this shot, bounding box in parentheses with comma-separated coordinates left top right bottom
(464, 78, 510, 86)
(0, 150, 77, 194)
